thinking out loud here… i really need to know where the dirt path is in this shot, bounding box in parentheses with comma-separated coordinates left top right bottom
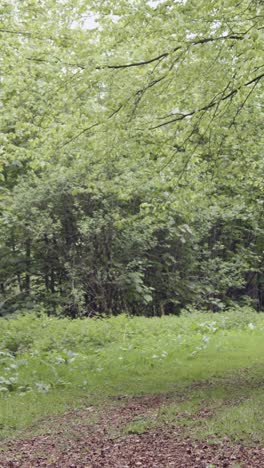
(1, 396, 264, 467)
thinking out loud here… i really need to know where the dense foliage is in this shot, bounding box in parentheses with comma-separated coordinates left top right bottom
(0, 0, 263, 316)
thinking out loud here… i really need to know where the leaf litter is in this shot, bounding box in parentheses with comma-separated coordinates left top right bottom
(1, 395, 264, 467)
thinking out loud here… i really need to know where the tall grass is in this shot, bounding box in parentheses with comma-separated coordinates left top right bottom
(0, 306, 264, 439)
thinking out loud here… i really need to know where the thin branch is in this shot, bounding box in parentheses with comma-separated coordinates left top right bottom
(245, 72, 264, 86)
(0, 28, 31, 36)
(102, 35, 245, 69)
(189, 33, 245, 45)
(150, 73, 263, 130)
(228, 80, 259, 128)
(108, 104, 123, 119)
(26, 57, 85, 69)
(60, 102, 125, 148)
(60, 122, 101, 148)
(24, 32, 247, 72)
(104, 50, 179, 69)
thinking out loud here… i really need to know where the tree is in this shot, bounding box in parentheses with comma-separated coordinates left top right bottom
(0, 0, 263, 315)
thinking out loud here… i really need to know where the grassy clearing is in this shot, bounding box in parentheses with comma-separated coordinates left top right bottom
(0, 306, 264, 443)
(122, 370, 264, 445)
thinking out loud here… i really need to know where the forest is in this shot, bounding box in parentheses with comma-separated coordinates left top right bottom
(1, 0, 263, 318)
(1, 2, 264, 465)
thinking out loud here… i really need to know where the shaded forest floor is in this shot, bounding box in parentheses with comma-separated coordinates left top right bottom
(1, 388, 264, 468)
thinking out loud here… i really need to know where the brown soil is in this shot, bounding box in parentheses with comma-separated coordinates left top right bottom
(1, 395, 264, 467)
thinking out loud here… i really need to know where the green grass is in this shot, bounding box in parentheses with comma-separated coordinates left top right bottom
(121, 362, 264, 444)
(197, 386, 264, 444)
(0, 306, 264, 442)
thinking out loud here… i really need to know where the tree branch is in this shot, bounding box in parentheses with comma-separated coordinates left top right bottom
(24, 33, 246, 72)
(101, 34, 245, 70)
(150, 73, 263, 130)
(0, 28, 31, 36)
(103, 48, 181, 69)
(60, 122, 101, 148)
(189, 33, 245, 45)
(245, 72, 264, 86)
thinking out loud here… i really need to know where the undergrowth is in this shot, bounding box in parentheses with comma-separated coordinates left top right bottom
(0, 306, 264, 442)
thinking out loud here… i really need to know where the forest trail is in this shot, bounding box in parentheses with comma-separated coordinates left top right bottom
(1, 394, 264, 468)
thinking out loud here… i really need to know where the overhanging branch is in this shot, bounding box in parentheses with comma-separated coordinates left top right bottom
(150, 73, 263, 130)
(23, 33, 248, 71)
